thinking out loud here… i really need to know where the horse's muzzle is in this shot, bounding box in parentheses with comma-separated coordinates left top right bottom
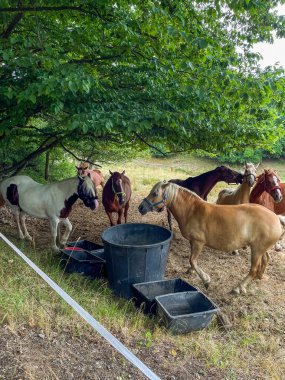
(138, 202, 149, 215)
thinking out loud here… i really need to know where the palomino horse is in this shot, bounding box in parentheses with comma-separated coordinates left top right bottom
(216, 162, 258, 255)
(167, 166, 243, 230)
(0, 174, 99, 251)
(102, 170, 132, 226)
(217, 163, 258, 205)
(138, 181, 284, 294)
(77, 162, 105, 188)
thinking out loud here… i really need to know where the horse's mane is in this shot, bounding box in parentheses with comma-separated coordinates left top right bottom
(81, 175, 96, 196)
(165, 182, 202, 204)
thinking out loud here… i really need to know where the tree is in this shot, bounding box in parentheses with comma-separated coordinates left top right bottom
(1, 0, 285, 177)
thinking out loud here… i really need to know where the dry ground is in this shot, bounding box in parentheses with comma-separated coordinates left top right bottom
(1, 158, 285, 379)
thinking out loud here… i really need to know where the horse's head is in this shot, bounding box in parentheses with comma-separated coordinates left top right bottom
(138, 181, 169, 215)
(243, 162, 258, 187)
(263, 169, 282, 203)
(76, 162, 90, 176)
(77, 174, 99, 210)
(110, 170, 126, 205)
(217, 166, 243, 185)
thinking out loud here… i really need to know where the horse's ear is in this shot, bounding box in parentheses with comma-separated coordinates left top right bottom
(255, 162, 260, 170)
(121, 170, 125, 175)
(76, 166, 80, 170)
(109, 170, 113, 175)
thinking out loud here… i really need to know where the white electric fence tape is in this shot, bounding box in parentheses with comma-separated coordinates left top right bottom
(0, 233, 160, 380)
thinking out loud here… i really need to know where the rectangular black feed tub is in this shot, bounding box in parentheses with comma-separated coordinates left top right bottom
(132, 279, 198, 315)
(155, 291, 218, 334)
(67, 239, 104, 252)
(60, 249, 106, 278)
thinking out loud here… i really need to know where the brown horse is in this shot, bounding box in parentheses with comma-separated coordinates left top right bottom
(250, 169, 284, 211)
(102, 170, 132, 226)
(167, 165, 243, 230)
(139, 181, 285, 294)
(76, 162, 105, 188)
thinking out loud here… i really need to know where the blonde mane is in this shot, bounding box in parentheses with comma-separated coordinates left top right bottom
(165, 182, 202, 205)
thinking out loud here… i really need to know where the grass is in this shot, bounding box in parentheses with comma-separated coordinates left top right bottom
(1, 154, 285, 379)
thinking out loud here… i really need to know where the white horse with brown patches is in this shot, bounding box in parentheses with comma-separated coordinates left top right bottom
(0, 174, 99, 251)
(138, 181, 284, 294)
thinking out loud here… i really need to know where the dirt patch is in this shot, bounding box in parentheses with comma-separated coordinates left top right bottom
(1, 190, 285, 379)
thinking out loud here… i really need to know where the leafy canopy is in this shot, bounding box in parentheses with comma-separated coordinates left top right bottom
(1, 0, 285, 175)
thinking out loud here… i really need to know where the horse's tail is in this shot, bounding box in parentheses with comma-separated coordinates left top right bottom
(277, 216, 285, 246)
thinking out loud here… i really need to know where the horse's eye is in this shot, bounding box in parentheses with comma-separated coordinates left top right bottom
(152, 192, 158, 197)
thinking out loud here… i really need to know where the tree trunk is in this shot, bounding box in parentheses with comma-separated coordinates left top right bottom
(45, 150, 50, 180)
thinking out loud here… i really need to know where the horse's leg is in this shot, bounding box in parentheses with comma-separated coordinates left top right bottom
(188, 240, 211, 288)
(19, 212, 32, 241)
(167, 210, 172, 231)
(232, 247, 264, 294)
(12, 209, 24, 239)
(59, 218, 72, 247)
(49, 217, 60, 251)
(117, 208, 123, 224)
(124, 202, 129, 223)
(106, 211, 114, 226)
(256, 252, 270, 280)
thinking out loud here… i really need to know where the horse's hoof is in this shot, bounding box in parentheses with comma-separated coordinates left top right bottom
(232, 250, 240, 256)
(275, 243, 282, 251)
(204, 282, 210, 290)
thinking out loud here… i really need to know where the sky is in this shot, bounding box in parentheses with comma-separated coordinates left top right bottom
(253, 5, 285, 68)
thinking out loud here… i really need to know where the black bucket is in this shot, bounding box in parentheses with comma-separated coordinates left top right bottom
(101, 223, 173, 299)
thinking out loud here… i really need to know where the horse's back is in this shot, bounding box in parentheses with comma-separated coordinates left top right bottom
(216, 188, 235, 204)
(0, 175, 39, 194)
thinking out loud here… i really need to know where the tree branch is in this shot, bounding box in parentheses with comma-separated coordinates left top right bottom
(0, 137, 59, 178)
(134, 132, 167, 156)
(1, 12, 23, 38)
(0, 6, 103, 18)
(59, 142, 102, 167)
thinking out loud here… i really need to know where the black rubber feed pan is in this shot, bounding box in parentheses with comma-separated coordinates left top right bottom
(101, 223, 173, 299)
(60, 249, 106, 278)
(132, 279, 198, 315)
(67, 239, 104, 252)
(156, 291, 218, 334)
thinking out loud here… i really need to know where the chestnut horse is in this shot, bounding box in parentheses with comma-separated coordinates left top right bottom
(139, 181, 285, 294)
(0, 174, 99, 251)
(167, 166, 243, 230)
(102, 170, 131, 226)
(77, 162, 105, 188)
(217, 162, 258, 204)
(250, 169, 284, 211)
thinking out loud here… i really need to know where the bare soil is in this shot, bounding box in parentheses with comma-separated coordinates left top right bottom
(1, 190, 285, 380)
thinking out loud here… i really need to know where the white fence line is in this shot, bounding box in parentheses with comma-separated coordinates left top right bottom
(0, 233, 160, 380)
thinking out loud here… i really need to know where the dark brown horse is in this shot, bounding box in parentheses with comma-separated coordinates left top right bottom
(167, 166, 243, 230)
(250, 169, 284, 211)
(102, 170, 132, 226)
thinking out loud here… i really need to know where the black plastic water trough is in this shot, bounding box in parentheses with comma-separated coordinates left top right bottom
(132, 279, 198, 315)
(101, 223, 173, 299)
(156, 291, 218, 334)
